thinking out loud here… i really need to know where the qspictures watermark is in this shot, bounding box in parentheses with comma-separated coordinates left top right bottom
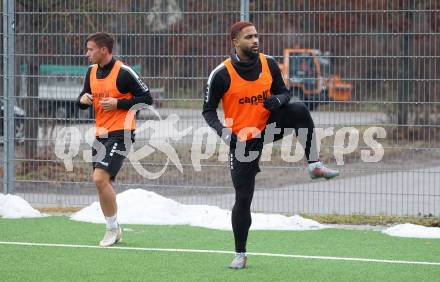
(55, 105, 386, 179)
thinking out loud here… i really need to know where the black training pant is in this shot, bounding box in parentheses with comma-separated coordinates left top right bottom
(230, 102, 317, 252)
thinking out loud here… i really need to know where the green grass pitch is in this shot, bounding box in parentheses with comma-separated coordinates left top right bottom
(1, 217, 440, 281)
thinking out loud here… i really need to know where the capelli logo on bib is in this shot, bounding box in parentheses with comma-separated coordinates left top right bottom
(238, 90, 270, 105)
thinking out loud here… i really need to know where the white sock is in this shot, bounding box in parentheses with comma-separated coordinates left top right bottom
(105, 214, 118, 229)
(236, 252, 247, 257)
(308, 161, 322, 170)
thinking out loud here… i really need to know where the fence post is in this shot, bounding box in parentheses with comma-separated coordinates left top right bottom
(240, 0, 249, 21)
(397, 1, 415, 127)
(3, 0, 16, 194)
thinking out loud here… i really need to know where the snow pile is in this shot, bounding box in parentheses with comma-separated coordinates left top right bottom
(71, 189, 325, 231)
(382, 223, 440, 239)
(0, 194, 47, 219)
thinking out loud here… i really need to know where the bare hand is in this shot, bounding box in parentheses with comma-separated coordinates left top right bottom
(100, 97, 118, 111)
(80, 93, 93, 105)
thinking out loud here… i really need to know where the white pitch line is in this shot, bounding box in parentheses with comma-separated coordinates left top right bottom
(1, 241, 440, 266)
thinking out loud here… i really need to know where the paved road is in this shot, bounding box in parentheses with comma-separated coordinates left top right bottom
(174, 166, 440, 216)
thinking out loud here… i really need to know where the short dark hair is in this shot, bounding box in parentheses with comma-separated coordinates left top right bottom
(230, 21, 254, 40)
(86, 32, 114, 53)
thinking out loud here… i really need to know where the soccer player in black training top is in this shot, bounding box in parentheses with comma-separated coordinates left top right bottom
(202, 22, 339, 269)
(77, 32, 153, 247)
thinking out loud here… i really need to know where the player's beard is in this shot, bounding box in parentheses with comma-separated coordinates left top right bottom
(242, 45, 259, 60)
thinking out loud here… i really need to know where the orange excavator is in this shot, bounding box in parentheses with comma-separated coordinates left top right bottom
(279, 48, 352, 110)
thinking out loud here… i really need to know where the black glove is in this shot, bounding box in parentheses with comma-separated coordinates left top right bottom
(220, 128, 238, 148)
(263, 94, 290, 111)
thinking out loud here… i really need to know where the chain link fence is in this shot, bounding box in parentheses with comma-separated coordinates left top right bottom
(1, 0, 439, 216)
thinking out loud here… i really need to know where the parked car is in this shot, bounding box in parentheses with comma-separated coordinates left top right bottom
(0, 102, 26, 144)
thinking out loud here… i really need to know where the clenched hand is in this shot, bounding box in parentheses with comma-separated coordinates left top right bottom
(100, 97, 118, 111)
(263, 94, 290, 111)
(80, 93, 93, 105)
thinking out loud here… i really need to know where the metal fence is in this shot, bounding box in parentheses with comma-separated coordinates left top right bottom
(1, 0, 439, 216)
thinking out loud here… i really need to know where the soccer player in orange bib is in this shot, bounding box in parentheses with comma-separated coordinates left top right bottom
(77, 32, 153, 247)
(202, 22, 339, 269)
